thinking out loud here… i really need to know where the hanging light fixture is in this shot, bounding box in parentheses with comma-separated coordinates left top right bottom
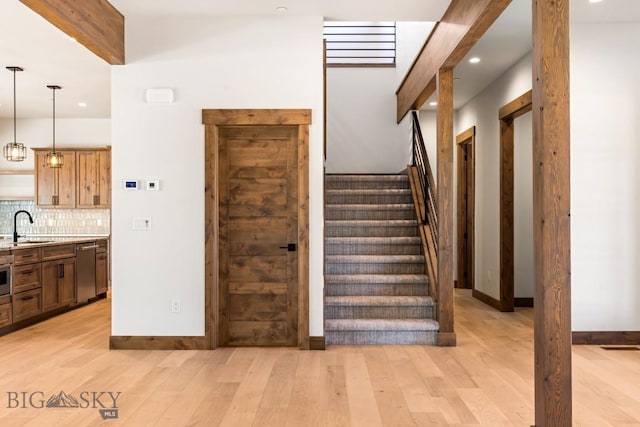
(45, 85, 63, 168)
(3, 66, 27, 162)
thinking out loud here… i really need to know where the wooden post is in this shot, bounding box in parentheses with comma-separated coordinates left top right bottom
(532, 0, 572, 424)
(436, 68, 455, 346)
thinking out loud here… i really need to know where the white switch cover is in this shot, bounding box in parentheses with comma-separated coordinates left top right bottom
(132, 217, 152, 230)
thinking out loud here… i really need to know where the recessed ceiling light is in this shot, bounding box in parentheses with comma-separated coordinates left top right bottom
(589, 0, 603, 3)
(77, 102, 87, 107)
(429, 101, 438, 106)
(276, 6, 288, 13)
(469, 57, 481, 64)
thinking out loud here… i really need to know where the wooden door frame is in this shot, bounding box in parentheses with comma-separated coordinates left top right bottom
(203, 109, 311, 350)
(499, 90, 532, 312)
(456, 126, 475, 290)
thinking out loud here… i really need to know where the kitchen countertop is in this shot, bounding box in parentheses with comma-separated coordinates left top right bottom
(0, 236, 109, 250)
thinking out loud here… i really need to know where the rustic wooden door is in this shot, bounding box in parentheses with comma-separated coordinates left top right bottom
(218, 125, 299, 346)
(456, 128, 475, 290)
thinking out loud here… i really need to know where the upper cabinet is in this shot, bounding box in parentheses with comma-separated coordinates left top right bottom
(76, 150, 111, 208)
(33, 147, 111, 208)
(34, 150, 77, 208)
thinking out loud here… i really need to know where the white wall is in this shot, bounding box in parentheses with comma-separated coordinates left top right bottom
(571, 22, 640, 331)
(456, 53, 533, 299)
(325, 22, 434, 173)
(111, 15, 324, 336)
(513, 112, 533, 298)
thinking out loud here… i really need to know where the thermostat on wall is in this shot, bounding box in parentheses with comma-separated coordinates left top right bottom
(146, 179, 160, 191)
(123, 180, 139, 190)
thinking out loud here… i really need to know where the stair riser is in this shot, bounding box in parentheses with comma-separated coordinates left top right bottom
(326, 263, 425, 275)
(325, 180, 409, 190)
(326, 283, 428, 297)
(326, 244, 422, 256)
(326, 194, 413, 204)
(325, 209, 415, 220)
(326, 226, 418, 238)
(326, 306, 433, 319)
(326, 331, 437, 345)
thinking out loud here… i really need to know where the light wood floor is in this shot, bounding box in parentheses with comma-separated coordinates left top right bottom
(0, 290, 638, 426)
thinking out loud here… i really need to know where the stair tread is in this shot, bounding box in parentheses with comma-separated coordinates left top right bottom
(326, 189, 411, 194)
(326, 220, 417, 226)
(326, 255, 424, 263)
(326, 318, 439, 331)
(326, 237, 421, 244)
(326, 204, 414, 210)
(326, 175, 408, 181)
(325, 274, 428, 284)
(326, 296, 433, 306)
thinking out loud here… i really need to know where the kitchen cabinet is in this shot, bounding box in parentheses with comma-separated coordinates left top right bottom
(32, 147, 110, 208)
(76, 150, 111, 208)
(0, 296, 12, 328)
(42, 258, 76, 312)
(96, 247, 108, 296)
(34, 150, 76, 207)
(12, 247, 42, 322)
(42, 244, 76, 312)
(12, 288, 42, 322)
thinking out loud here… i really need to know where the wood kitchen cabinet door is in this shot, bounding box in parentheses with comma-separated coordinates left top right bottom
(77, 150, 111, 208)
(34, 150, 76, 208)
(41, 261, 60, 312)
(42, 258, 76, 312)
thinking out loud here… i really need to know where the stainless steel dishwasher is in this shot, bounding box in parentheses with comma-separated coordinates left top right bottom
(76, 242, 98, 302)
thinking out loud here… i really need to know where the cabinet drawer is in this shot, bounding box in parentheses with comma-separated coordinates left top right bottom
(42, 244, 75, 261)
(13, 264, 41, 294)
(0, 303, 12, 328)
(12, 247, 42, 265)
(12, 289, 42, 323)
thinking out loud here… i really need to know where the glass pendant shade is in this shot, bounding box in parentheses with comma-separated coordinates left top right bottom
(45, 151, 64, 168)
(3, 142, 27, 161)
(3, 66, 26, 162)
(46, 85, 63, 168)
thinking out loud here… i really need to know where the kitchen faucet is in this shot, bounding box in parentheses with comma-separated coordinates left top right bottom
(13, 210, 34, 243)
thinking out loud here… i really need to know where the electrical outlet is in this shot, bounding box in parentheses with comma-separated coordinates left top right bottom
(171, 299, 181, 313)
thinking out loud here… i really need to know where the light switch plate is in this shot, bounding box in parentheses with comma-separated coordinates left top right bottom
(132, 217, 152, 230)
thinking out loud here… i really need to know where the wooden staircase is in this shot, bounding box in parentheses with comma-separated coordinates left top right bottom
(324, 174, 438, 345)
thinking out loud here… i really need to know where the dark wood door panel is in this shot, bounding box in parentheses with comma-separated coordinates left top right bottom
(219, 124, 298, 346)
(228, 321, 288, 346)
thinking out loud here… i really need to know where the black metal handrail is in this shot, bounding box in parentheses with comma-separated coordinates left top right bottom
(411, 111, 438, 251)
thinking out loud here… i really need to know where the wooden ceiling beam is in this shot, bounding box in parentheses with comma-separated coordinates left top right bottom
(396, 0, 511, 123)
(19, 0, 124, 65)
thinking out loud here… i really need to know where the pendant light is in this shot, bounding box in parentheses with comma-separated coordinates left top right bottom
(45, 85, 63, 168)
(3, 66, 27, 162)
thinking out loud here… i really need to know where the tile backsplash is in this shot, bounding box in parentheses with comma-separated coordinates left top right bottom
(0, 201, 109, 236)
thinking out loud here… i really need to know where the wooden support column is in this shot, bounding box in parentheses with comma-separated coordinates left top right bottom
(436, 68, 455, 346)
(19, 0, 125, 65)
(532, 0, 572, 425)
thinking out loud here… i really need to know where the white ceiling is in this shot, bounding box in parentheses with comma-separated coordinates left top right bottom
(1, 0, 639, 119)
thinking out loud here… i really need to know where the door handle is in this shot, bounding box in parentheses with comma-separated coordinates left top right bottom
(279, 243, 297, 252)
